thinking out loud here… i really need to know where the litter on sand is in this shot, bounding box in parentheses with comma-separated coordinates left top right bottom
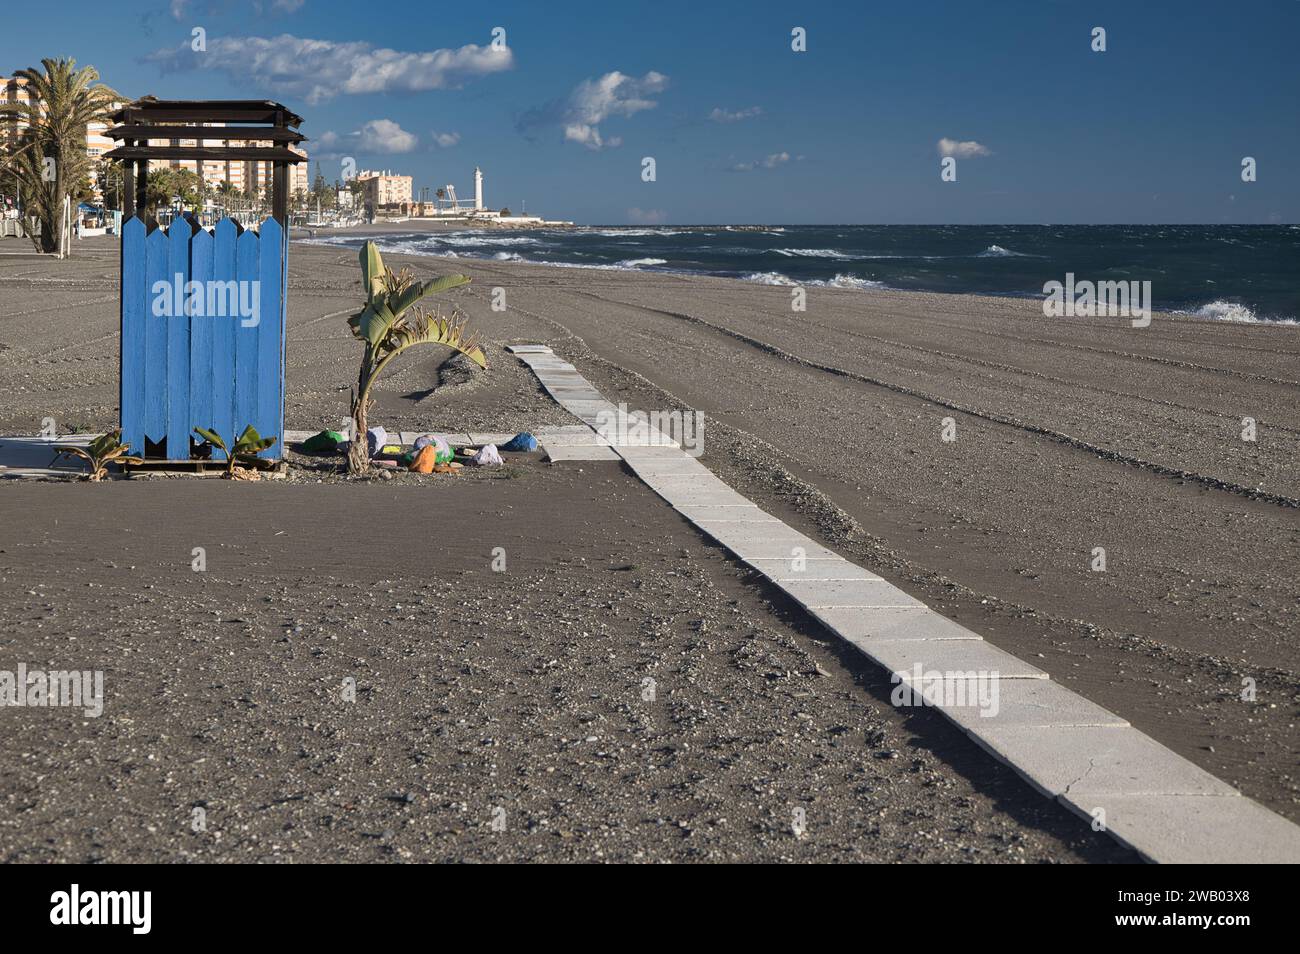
(414, 434, 453, 463)
(300, 430, 343, 453)
(366, 426, 387, 457)
(470, 444, 503, 466)
(501, 432, 537, 453)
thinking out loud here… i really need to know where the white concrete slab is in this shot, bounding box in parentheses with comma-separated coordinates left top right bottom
(776, 578, 926, 610)
(0, 435, 95, 478)
(466, 432, 517, 446)
(933, 678, 1129, 732)
(646, 487, 756, 509)
(1057, 793, 1300, 864)
(744, 559, 880, 581)
(694, 523, 841, 561)
(620, 457, 710, 476)
(865, 638, 1049, 680)
(546, 444, 621, 462)
(537, 432, 612, 448)
(809, 606, 984, 643)
(967, 725, 1239, 799)
(674, 503, 772, 522)
(505, 344, 553, 354)
(536, 425, 598, 436)
(615, 444, 691, 460)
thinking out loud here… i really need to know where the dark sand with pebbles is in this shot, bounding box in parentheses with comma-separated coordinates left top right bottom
(0, 233, 1295, 862)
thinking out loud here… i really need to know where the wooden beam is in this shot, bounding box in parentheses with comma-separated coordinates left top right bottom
(104, 145, 306, 163)
(112, 102, 304, 127)
(107, 124, 306, 143)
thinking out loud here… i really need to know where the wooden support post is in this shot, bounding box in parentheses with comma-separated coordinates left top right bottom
(272, 162, 288, 226)
(123, 143, 135, 219)
(134, 158, 148, 219)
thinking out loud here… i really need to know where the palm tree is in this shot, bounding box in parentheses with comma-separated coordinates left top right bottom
(0, 58, 120, 256)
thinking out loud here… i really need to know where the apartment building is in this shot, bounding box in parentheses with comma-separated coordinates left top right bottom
(356, 169, 413, 209)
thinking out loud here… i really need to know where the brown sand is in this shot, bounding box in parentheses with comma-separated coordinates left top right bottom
(0, 232, 1295, 860)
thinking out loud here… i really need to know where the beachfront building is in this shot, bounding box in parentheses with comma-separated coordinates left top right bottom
(356, 169, 413, 211)
(146, 123, 308, 200)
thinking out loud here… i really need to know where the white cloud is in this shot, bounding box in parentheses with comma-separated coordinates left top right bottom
(169, 0, 190, 19)
(627, 207, 667, 224)
(563, 124, 622, 150)
(730, 151, 791, 172)
(149, 34, 514, 104)
(709, 106, 762, 123)
(430, 130, 461, 149)
(354, 119, 418, 153)
(937, 137, 992, 159)
(521, 70, 667, 150)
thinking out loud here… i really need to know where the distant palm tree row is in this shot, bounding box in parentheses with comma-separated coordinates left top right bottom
(0, 57, 119, 255)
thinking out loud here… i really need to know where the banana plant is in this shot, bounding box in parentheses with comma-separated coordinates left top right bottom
(53, 429, 142, 481)
(346, 241, 485, 475)
(194, 425, 277, 479)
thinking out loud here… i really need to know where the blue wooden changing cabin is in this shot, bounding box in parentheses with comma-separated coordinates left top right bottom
(105, 100, 306, 462)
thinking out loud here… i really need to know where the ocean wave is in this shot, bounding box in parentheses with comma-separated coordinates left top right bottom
(813, 273, 886, 290)
(742, 271, 799, 286)
(616, 257, 668, 267)
(583, 228, 685, 237)
(1180, 300, 1298, 325)
(741, 271, 884, 291)
(438, 235, 544, 247)
(775, 247, 856, 260)
(976, 244, 1039, 258)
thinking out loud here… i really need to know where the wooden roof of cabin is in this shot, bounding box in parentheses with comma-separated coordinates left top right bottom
(110, 98, 304, 128)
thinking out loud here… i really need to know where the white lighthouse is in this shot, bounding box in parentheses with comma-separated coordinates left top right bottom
(473, 166, 484, 211)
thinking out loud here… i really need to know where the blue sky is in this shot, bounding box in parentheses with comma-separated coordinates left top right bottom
(4, 0, 1297, 224)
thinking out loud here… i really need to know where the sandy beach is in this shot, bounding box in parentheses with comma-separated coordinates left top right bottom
(0, 233, 1295, 861)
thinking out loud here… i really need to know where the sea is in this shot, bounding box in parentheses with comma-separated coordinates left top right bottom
(303, 224, 1300, 324)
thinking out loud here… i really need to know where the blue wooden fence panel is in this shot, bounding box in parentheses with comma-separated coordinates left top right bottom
(119, 215, 287, 461)
(211, 218, 240, 446)
(143, 226, 170, 450)
(120, 217, 147, 455)
(234, 228, 260, 445)
(188, 227, 214, 436)
(165, 218, 195, 459)
(256, 217, 285, 458)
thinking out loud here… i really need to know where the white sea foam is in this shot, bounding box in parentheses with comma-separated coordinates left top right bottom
(976, 244, 1035, 258)
(775, 247, 856, 260)
(741, 271, 799, 286)
(617, 257, 668, 267)
(584, 228, 685, 237)
(1180, 300, 1297, 325)
(815, 273, 886, 290)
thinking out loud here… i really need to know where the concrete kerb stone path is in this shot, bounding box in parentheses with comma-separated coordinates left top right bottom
(511, 344, 1300, 864)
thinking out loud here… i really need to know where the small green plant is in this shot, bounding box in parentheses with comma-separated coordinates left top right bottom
(194, 425, 277, 479)
(347, 241, 485, 475)
(53, 429, 142, 481)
